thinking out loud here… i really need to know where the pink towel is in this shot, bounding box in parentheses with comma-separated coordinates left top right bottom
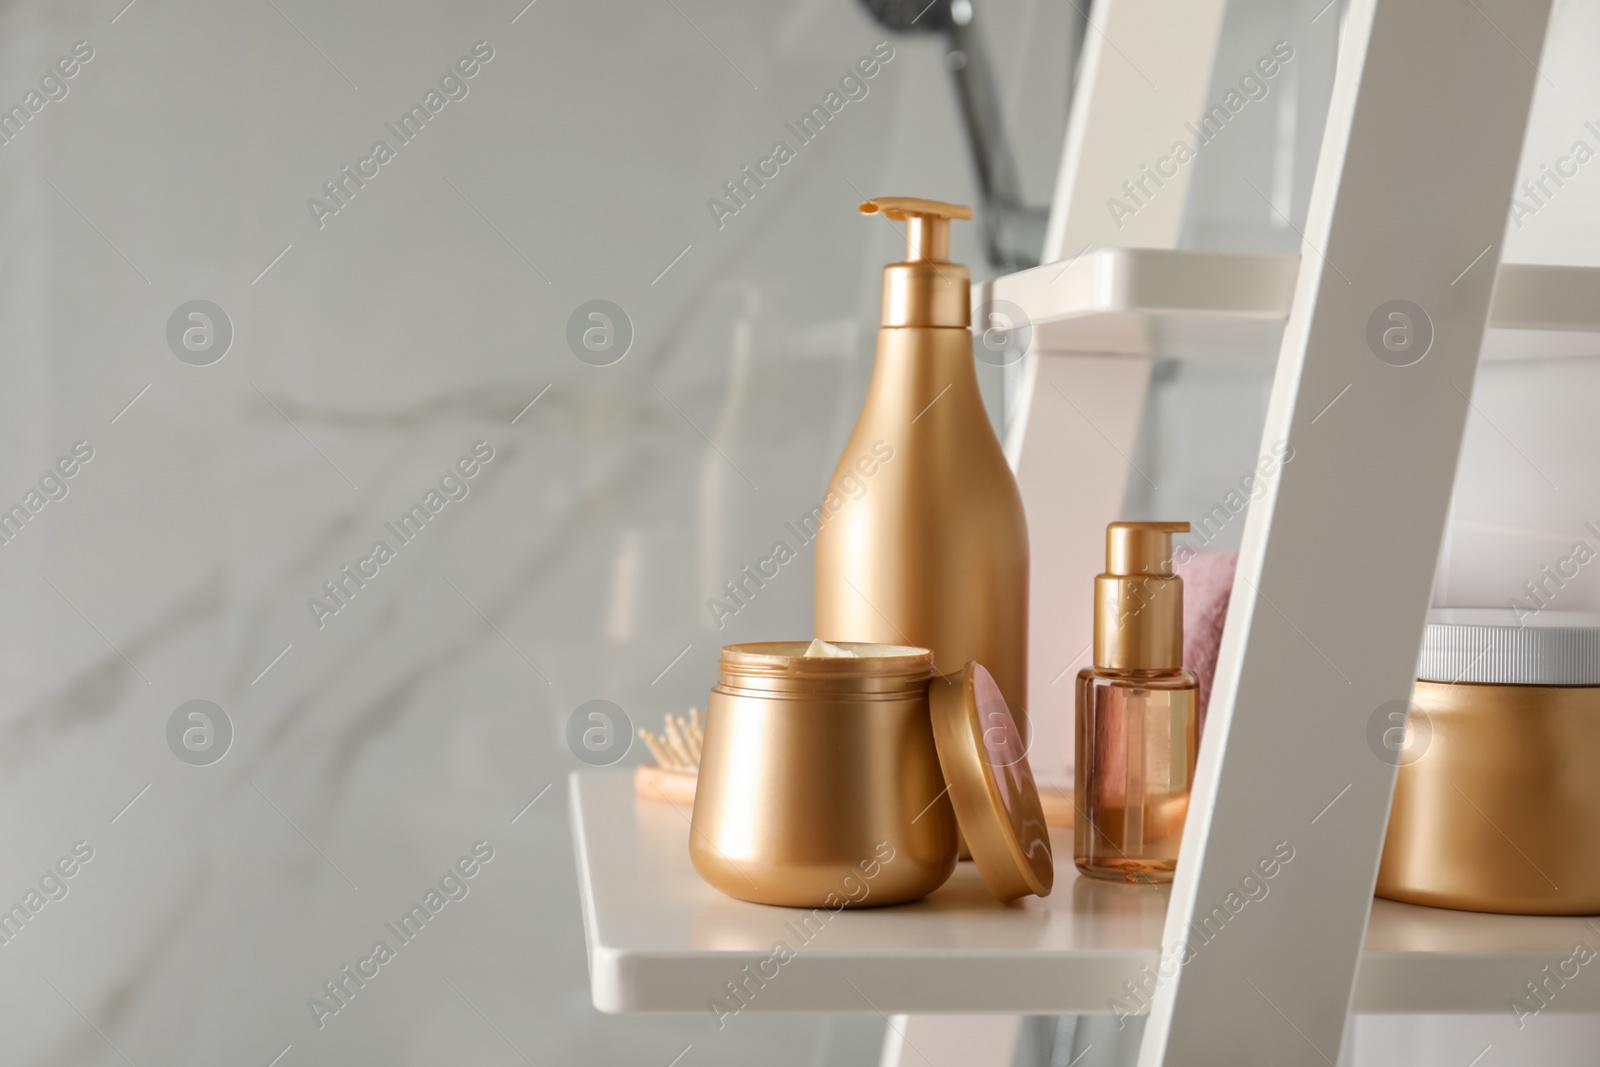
(1178, 550, 1238, 738)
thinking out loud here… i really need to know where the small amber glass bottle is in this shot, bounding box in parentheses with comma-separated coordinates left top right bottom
(1075, 522, 1199, 884)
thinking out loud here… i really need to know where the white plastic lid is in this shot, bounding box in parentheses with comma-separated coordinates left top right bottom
(1418, 607, 1600, 685)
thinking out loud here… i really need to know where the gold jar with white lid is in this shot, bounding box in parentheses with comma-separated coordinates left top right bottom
(1377, 608, 1600, 914)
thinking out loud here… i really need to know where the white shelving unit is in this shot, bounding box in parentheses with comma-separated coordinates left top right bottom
(978, 251, 1600, 364)
(571, 0, 1597, 1062)
(571, 771, 1600, 1016)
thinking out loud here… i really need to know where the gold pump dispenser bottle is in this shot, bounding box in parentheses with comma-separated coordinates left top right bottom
(814, 198, 1029, 722)
(1075, 522, 1198, 883)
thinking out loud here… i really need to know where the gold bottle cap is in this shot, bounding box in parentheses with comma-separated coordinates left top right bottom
(860, 197, 972, 328)
(929, 661, 1053, 902)
(1094, 521, 1190, 671)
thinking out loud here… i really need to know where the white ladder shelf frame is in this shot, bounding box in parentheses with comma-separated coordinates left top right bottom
(1140, 0, 1554, 1058)
(1000, 0, 1562, 1063)
(565, 1, 1599, 1063)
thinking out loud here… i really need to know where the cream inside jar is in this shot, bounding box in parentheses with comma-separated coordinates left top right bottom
(802, 639, 925, 658)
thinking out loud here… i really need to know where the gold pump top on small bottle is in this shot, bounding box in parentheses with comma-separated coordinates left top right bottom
(1094, 521, 1190, 671)
(859, 197, 972, 328)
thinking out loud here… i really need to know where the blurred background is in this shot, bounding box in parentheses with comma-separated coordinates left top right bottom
(0, 0, 1596, 1063)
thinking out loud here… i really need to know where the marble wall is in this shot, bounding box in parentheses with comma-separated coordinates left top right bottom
(0, 0, 1068, 1063)
(5, 0, 1594, 1062)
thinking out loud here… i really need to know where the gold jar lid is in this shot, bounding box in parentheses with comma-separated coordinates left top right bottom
(714, 641, 935, 697)
(929, 661, 1053, 902)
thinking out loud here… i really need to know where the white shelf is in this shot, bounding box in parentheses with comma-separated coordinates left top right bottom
(571, 770, 1600, 1016)
(974, 251, 1600, 364)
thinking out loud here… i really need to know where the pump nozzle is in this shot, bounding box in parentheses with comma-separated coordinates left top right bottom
(860, 197, 973, 327)
(1106, 521, 1190, 577)
(859, 197, 972, 263)
(1094, 521, 1191, 671)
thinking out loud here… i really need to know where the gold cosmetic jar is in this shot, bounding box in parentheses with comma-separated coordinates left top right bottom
(1377, 609, 1600, 915)
(690, 643, 1052, 908)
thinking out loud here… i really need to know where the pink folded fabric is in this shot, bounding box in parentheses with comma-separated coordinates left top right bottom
(1177, 549, 1238, 739)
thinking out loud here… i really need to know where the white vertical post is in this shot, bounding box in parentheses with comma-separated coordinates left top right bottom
(878, 1015, 1022, 1067)
(1007, 0, 1228, 788)
(1039, 0, 1229, 260)
(1140, 1, 1552, 1064)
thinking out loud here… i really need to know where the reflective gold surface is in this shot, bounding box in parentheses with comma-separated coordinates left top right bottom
(1093, 521, 1189, 672)
(857, 197, 971, 259)
(1377, 679, 1600, 915)
(690, 642, 959, 908)
(859, 199, 973, 329)
(878, 260, 971, 329)
(815, 199, 1028, 726)
(929, 662, 1053, 902)
(1074, 670, 1197, 884)
(1078, 522, 1197, 883)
